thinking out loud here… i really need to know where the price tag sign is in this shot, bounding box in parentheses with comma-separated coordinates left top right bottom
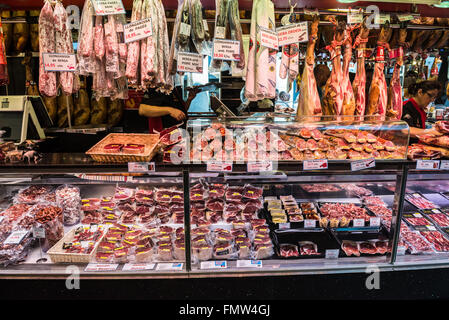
(277, 22, 308, 47)
(304, 219, 316, 228)
(413, 213, 423, 218)
(279, 223, 290, 230)
(303, 8, 319, 16)
(122, 263, 155, 271)
(128, 162, 155, 173)
(325, 249, 339, 259)
(237, 260, 263, 268)
(427, 225, 437, 231)
(347, 10, 363, 24)
(352, 219, 365, 227)
(398, 14, 415, 22)
(200, 261, 227, 269)
(179, 23, 191, 37)
(440, 160, 449, 170)
(397, 246, 406, 256)
(207, 161, 233, 172)
(370, 217, 381, 227)
(303, 159, 328, 170)
(247, 161, 273, 173)
(124, 18, 152, 43)
(43, 53, 77, 72)
(416, 160, 440, 170)
(92, 0, 126, 15)
(375, 13, 390, 25)
(32, 227, 46, 239)
(177, 52, 203, 73)
(84, 263, 119, 272)
(259, 27, 279, 50)
(214, 26, 226, 39)
(351, 158, 375, 171)
(203, 20, 209, 31)
(156, 263, 183, 271)
(213, 39, 241, 61)
(3, 230, 29, 245)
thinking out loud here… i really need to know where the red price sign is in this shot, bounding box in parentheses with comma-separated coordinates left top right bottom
(213, 39, 241, 61)
(92, 0, 125, 15)
(177, 52, 203, 73)
(43, 53, 77, 72)
(124, 18, 152, 44)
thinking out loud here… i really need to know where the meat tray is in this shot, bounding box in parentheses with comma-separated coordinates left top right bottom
(404, 192, 439, 211)
(299, 184, 348, 199)
(86, 133, 161, 163)
(317, 202, 376, 228)
(262, 200, 321, 230)
(421, 209, 449, 228)
(271, 228, 340, 259)
(402, 213, 435, 228)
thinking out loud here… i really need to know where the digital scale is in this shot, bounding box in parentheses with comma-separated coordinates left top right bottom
(0, 96, 53, 143)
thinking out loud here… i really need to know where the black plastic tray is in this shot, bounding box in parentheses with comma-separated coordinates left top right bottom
(262, 201, 321, 230)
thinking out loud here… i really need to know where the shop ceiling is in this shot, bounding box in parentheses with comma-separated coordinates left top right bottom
(1, 0, 449, 17)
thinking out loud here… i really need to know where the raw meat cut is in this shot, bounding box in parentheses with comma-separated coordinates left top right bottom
(279, 244, 299, 257)
(342, 241, 359, 257)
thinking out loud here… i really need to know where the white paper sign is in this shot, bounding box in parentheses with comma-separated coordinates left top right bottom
(440, 160, 449, 170)
(427, 225, 437, 231)
(213, 39, 241, 61)
(416, 160, 440, 170)
(32, 227, 45, 239)
(237, 260, 263, 268)
(207, 161, 233, 172)
(156, 263, 183, 271)
(413, 213, 423, 218)
(203, 20, 209, 31)
(325, 249, 339, 259)
(277, 22, 308, 47)
(398, 14, 415, 22)
(247, 161, 273, 173)
(375, 14, 391, 25)
(304, 219, 316, 228)
(3, 230, 28, 245)
(179, 23, 191, 37)
(122, 263, 155, 271)
(351, 158, 375, 171)
(200, 261, 227, 269)
(214, 26, 226, 39)
(303, 159, 328, 170)
(397, 246, 406, 256)
(124, 18, 152, 43)
(370, 217, 381, 227)
(84, 263, 119, 272)
(279, 223, 290, 229)
(259, 27, 279, 50)
(92, 0, 126, 15)
(353, 219, 365, 227)
(347, 10, 363, 24)
(43, 53, 77, 72)
(128, 162, 155, 173)
(177, 52, 204, 73)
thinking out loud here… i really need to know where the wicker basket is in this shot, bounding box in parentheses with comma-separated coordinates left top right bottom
(47, 226, 107, 263)
(86, 133, 161, 163)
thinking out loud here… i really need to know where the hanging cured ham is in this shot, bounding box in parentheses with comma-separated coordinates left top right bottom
(352, 19, 369, 120)
(341, 23, 356, 117)
(366, 23, 391, 120)
(386, 26, 407, 120)
(297, 15, 321, 118)
(244, 0, 276, 101)
(322, 17, 345, 117)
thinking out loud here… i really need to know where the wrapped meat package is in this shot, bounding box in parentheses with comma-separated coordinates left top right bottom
(56, 185, 81, 226)
(32, 203, 64, 252)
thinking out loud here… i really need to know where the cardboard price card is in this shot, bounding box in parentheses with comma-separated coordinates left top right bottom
(259, 27, 278, 50)
(92, 0, 126, 15)
(124, 18, 152, 43)
(347, 10, 363, 24)
(177, 52, 204, 73)
(213, 39, 241, 61)
(43, 53, 77, 72)
(277, 22, 308, 47)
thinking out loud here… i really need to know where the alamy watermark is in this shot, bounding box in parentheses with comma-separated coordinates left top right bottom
(365, 265, 380, 290)
(65, 265, 80, 290)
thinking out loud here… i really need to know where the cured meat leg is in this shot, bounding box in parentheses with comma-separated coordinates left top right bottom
(297, 15, 321, 117)
(244, 0, 259, 100)
(341, 23, 356, 117)
(386, 26, 407, 120)
(366, 23, 391, 120)
(322, 17, 345, 117)
(352, 19, 369, 121)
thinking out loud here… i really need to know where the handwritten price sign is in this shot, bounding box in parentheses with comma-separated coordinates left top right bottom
(277, 22, 308, 47)
(213, 39, 241, 61)
(124, 18, 152, 43)
(92, 0, 126, 15)
(259, 27, 278, 50)
(177, 52, 203, 73)
(43, 53, 77, 72)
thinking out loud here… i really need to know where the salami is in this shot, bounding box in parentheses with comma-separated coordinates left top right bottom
(38, 1, 57, 97)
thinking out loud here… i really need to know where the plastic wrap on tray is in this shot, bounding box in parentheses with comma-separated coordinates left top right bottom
(135, 188, 154, 205)
(0, 204, 33, 241)
(0, 232, 34, 266)
(279, 243, 299, 258)
(15, 185, 53, 204)
(405, 193, 437, 210)
(56, 185, 81, 226)
(114, 186, 134, 202)
(32, 203, 64, 252)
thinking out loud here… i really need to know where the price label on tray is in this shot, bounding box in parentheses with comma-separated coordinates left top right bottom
(213, 39, 241, 61)
(352, 219, 365, 227)
(200, 261, 227, 269)
(156, 263, 183, 271)
(370, 217, 381, 227)
(279, 223, 290, 229)
(397, 246, 406, 256)
(177, 52, 203, 73)
(214, 26, 226, 39)
(347, 10, 363, 24)
(43, 53, 77, 72)
(440, 160, 449, 170)
(122, 263, 155, 271)
(426, 225, 437, 231)
(303, 159, 328, 170)
(247, 161, 273, 173)
(128, 162, 155, 173)
(398, 14, 415, 22)
(351, 158, 375, 171)
(32, 227, 45, 239)
(413, 213, 423, 218)
(277, 22, 308, 47)
(374, 13, 390, 25)
(124, 18, 152, 43)
(416, 160, 440, 170)
(325, 249, 339, 259)
(259, 27, 279, 50)
(207, 161, 233, 172)
(84, 263, 119, 272)
(3, 230, 29, 245)
(92, 0, 126, 15)
(304, 219, 316, 228)
(237, 260, 263, 268)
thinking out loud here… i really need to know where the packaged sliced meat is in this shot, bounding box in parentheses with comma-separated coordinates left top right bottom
(279, 244, 299, 258)
(114, 186, 134, 202)
(135, 188, 154, 205)
(55, 185, 81, 226)
(193, 243, 213, 261)
(299, 241, 320, 256)
(16, 185, 53, 204)
(213, 243, 234, 260)
(341, 240, 360, 257)
(32, 203, 64, 252)
(243, 185, 263, 199)
(359, 241, 377, 254)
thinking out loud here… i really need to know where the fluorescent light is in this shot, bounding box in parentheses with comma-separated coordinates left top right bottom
(336, 0, 358, 3)
(358, 0, 439, 4)
(434, 0, 449, 7)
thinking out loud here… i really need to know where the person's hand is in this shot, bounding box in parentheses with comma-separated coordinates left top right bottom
(168, 107, 186, 121)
